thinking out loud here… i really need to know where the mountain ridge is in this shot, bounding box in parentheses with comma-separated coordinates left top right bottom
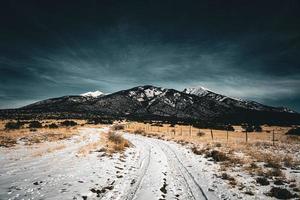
(0, 85, 299, 125)
(183, 86, 295, 113)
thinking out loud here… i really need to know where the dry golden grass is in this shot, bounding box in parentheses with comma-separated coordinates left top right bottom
(77, 140, 103, 156)
(0, 120, 82, 147)
(106, 131, 130, 153)
(32, 144, 66, 157)
(125, 122, 294, 144)
(77, 129, 131, 156)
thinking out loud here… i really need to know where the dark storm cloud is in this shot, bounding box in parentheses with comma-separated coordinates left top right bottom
(0, 0, 300, 111)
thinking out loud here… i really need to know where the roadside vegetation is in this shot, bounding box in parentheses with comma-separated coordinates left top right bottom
(77, 125, 130, 156)
(286, 127, 300, 136)
(107, 131, 130, 152)
(126, 122, 300, 198)
(0, 120, 83, 147)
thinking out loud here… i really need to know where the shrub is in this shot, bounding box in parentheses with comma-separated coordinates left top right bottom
(242, 124, 262, 132)
(0, 136, 17, 147)
(134, 129, 145, 135)
(286, 127, 300, 136)
(107, 131, 130, 152)
(264, 157, 282, 169)
(221, 173, 235, 181)
(197, 131, 205, 137)
(61, 120, 77, 127)
(205, 150, 228, 162)
(48, 123, 59, 129)
(191, 147, 204, 155)
(215, 143, 222, 147)
(254, 125, 262, 132)
(265, 168, 283, 178)
(205, 124, 235, 131)
(108, 131, 124, 144)
(29, 121, 42, 128)
(268, 187, 296, 199)
(227, 125, 235, 131)
(256, 177, 270, 186)
(112, 124, 124, 130)
(5, 121, 23, 130)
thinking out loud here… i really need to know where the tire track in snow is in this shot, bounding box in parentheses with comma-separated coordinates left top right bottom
(123, 134, 209, 200)
(143, 140, 194, 200)
(124, 137, 152, 200)
(158, 141, 208, 200)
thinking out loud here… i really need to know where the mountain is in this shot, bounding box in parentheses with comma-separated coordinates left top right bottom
(0, 85, 299, 125)
(183, 86, 295, 113)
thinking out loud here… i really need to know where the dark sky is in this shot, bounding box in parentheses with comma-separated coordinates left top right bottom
(0, 1, 300, 111)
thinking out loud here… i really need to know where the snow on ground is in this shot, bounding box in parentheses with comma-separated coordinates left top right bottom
(1, 126, 288, 200)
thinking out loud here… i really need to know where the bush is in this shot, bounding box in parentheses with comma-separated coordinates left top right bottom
(134, 129, 145, 135)
(60, 120, 77, 127)
(205, 150, 228, 162)
(221, 173, 235, 181)
(197, 131, 205, 137)
(107, 131, 130, 152)
(29, 121, 42, 129)
(48, 123, 59, 129)
(254, 125, 262, 132)
(268, 187, 296, 199)
(242, 124, 262, 132)
(286, 127, 300, 136)
(0, 136, 17, 147)
(205, 124, 234, 131)
(108, 132, 124, 144)
(112, 124, 124, 130)
(5, 121, 23, 130)
(191, 146, 204, 155)
(256, 177, 270, 186)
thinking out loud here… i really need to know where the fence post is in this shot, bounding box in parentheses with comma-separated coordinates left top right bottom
(211, 129, 214, 140)
(226, 129, 229, 142)
(272, 129, 275, 146)
(245, 130, 248, 143)
(189, 125, 192, 136)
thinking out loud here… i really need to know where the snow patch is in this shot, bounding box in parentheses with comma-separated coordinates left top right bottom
(144, 88, 163, 98)
(81, 90, 104, 98)
(183, 86, 211, 97)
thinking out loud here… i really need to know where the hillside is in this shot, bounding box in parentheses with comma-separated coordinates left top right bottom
(0, 85, 299, 125)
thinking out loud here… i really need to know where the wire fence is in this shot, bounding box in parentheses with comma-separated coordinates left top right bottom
(124, 123, 295, 145)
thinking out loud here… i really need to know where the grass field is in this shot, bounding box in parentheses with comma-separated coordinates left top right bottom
(124, 122, 297, 145)
(0, 119, 87, 147)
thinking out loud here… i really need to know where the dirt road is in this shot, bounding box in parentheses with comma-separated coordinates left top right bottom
(0, 127, 232, 200)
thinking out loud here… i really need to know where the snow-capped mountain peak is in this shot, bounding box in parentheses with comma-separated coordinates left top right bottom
(80, 90, 104, 98)
(183, 86, 212, 97)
